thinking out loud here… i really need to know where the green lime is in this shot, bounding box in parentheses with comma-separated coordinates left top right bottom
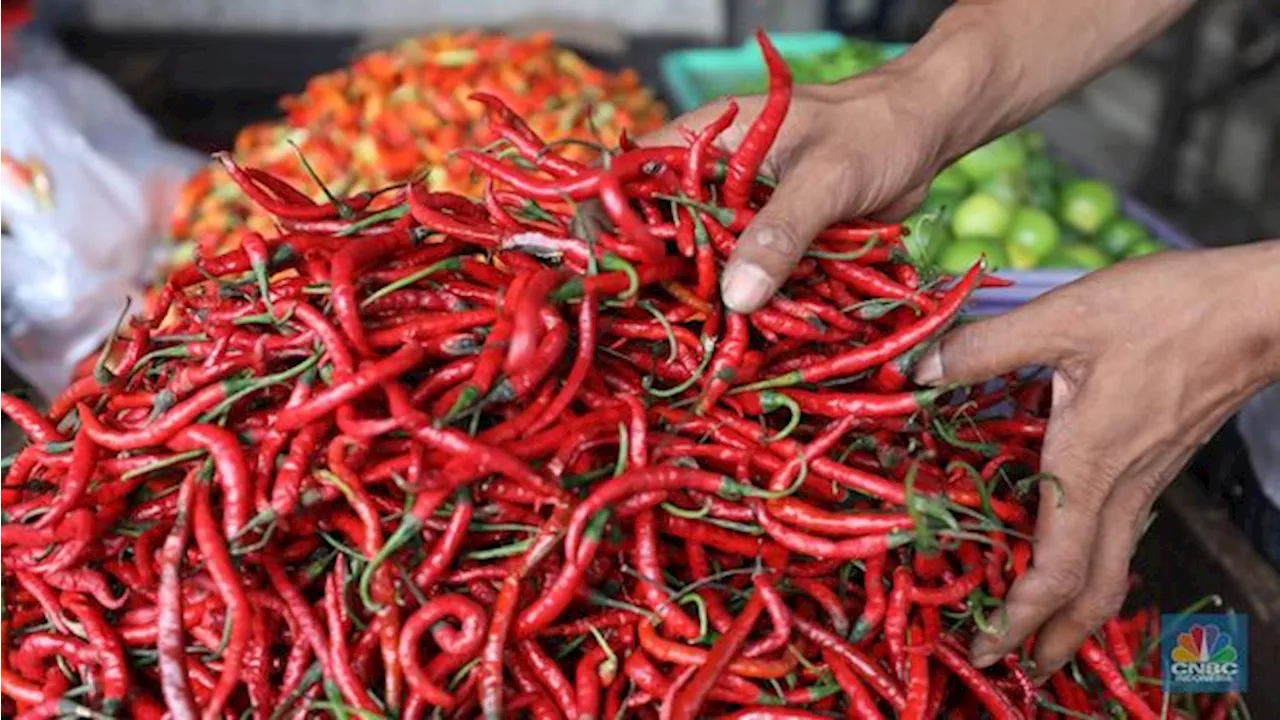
(937, 236, 1008, 274)
(931, 163, 971, 195)
(919, 189, 964, 219)
(1058, 242, 1111, 270)
(952, 193, 1015, 240)
(1038, 247, 1077, 269)
(1004, 207, 1061, 261)
(1028, 182, 1058, 212)
(1025, 154, 1057, 187)
(1006, 243, 1041, 270)
(1095, 217, 1152, 258)
(1125, 237, 1165, 258)
(1052, 160, 1080, 186)
(1059, 179, 1120, 235)
(1020, 130, 1047, 154)
(976, 170, 1028, 206)
(956, 135, 1029, 183)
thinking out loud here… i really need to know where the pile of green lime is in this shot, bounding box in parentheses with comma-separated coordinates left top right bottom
(904, 131, 1166, 273)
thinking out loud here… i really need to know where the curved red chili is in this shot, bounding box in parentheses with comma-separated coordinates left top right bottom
(722, 31, 792, 209)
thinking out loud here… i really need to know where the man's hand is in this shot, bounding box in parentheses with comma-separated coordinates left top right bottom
(641, 71, 946, 313)
(638, 0, 1192, 315)
(912, 241, 1280, 675)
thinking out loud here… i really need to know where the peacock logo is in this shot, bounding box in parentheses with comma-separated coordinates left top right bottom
(1171, 624, 1237, 664)
(1162, 613, 1247, 692)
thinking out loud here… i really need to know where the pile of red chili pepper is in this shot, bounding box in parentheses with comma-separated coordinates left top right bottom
(169, 31, 666, 260)
(1, 31, 1242, 720)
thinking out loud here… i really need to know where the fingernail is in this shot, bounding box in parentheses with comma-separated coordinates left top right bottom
(969, 636, 999, 667)
(722, 261, 774, 313)
(1033, 660, 1065, 685)
(912, 347, 944, 386)
(970, 649, 1000, 669)
(969, 607, 1008, 668)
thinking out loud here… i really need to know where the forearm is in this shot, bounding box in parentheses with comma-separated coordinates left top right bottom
(876, 0, 1193, 168)
(1231, 240, 1280, 384)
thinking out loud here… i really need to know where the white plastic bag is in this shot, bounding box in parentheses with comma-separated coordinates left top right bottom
(1, 30, 203, 399)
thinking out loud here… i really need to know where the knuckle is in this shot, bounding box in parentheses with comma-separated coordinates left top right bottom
(747, 221, 807, 261)
(1131, 468, 1174, 500)
(1045, 448, 1119, 505)
(1069, 582, 1127, 632)
(935, 324, 992, 380)
(944, 324, 985, 362)
(1034, 562, 1088, 600)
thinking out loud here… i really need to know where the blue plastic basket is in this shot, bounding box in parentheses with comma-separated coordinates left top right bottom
(661, 32, 844, 112)
(660, 32, 907, 112)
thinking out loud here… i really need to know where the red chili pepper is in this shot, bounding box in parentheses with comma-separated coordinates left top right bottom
(789, 577, 850, 638)
(723, 31, 791, 209)
(699, 312, 750, 411)
(1103, 617, 1138, 682)
(515, 510, 609, 637)
(190, 482, 254, 719)
(164, 424, 252, 539)
(636, 620, 795, 679)
(1, 395, 65, 444)
(1, 508, 96, 549)
(669, 582, 768, 720)
(747, 262, 984, 389)
(410, 487, 475, 594)
(756, 502, 911, 560)
(849, 553, 887, 646)
(794, 617, 905, 711)
(274, 344, 426, 431)
(519, 637, 578, 717)
(632, 509, 703, 640)
(565, 466, 777, 557)
(934, 639, 1023, 720)
(156, 472, 198, 720)
(820, 259, 936, 312)
(469, 92, 585, 178)
(884, 566, 914, 681)
(910, 559, 984, 607)
(322, 564, 380, 713)
(42, 568, 127, 610)
(1078, 637, 1160, 720)
(62, 595, 130, 711)
(215, 153, 360, 221)
(824, 648, 886, 720)
(74, 356, 306, 451)
(504, 268, 565, 376)
(765, 497, 914, 537)
(900, 640, 932, 720)
(398, 594, 486, 708)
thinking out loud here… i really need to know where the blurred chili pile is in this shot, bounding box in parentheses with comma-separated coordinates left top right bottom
(2, 32, 1243, 720)
(170, 30, 666, 258)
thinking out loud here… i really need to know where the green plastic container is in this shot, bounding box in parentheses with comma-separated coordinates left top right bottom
(659, 33, 907, 112)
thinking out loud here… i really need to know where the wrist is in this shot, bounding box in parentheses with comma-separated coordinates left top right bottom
(1237, 241, 1280, 384)
(855, 6, 1008, 174)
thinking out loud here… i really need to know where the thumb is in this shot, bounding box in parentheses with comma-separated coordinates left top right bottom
(722, 167, 851, 313)
(912, 297, 1069, 386)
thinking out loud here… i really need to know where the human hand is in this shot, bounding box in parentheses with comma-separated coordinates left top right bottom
(640, 69, 950, 312)
(911, 241, 1280, 675)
